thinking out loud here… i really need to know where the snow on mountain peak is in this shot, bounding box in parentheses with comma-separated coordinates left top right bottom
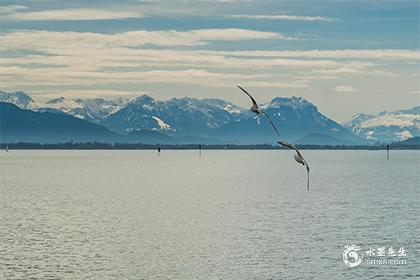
(45, 97, 83, 112)
(346, 106, 420, 142)
(0, 90, 35, 109)
(394, 130, 413, 141)
(201, 98, 243, 114)
(269, 96, 314, 110)
(152, 116, 172, 130)
(223, 103, 242, 114)
(360, 114, 420, 129)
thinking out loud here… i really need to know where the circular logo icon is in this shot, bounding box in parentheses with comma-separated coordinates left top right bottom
(343, 245, 363, 267)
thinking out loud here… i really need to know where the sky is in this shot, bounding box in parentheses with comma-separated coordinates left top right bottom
(0, 0, 419, 121)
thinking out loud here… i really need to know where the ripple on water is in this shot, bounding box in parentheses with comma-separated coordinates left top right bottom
(0, 150, 419, 279)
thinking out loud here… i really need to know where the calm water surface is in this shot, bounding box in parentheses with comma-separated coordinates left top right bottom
(0, 150, 419, 279)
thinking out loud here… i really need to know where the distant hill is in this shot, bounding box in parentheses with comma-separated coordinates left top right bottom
(126, 130, 174, 144)
(124, 130, 222, 144)
(294, 133, 355, 145)
(391, 136, 420, 148)
(0, 102, 119, 143)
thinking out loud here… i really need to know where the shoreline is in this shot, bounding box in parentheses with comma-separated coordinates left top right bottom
(1, 143, 419, 150)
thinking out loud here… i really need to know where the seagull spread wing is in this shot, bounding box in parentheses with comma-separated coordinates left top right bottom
(237, 85, 258, 109)
(237, 85, 280, 136)
(277, 140, 297, 151)
(262, 111, 280, 136)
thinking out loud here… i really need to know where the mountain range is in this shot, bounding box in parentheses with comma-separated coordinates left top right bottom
(0, 90, 418, 144)
(344, 106, 420, 143)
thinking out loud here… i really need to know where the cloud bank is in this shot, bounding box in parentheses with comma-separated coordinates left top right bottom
(230, 14, 337, 22)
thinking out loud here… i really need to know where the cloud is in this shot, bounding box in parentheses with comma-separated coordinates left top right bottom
(230, 14, 337, 22)
(0, 30, 412, 93)
(0, 65, 307, 89)
(4, 8, 144, 21)
(409, 89, 420, 95)
(32, 89, 146, 99)
(207, 49, 420, 60)
(0, 29, 291, 52)
(188, 28, 295, 41)
(311, 61, 399, 78)
(0, 5, 26, 14)
(334, 85, 360, 93)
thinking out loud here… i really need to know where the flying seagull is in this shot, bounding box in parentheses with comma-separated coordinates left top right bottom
(237, 85, 280, 136)
(277, 140, 310, 191)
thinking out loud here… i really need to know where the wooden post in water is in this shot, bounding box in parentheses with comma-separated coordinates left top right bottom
(387, 144, 389, 160)
(199, 144, 202, 158)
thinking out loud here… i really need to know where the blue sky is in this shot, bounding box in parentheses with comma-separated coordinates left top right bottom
(0, 0, 419, 121)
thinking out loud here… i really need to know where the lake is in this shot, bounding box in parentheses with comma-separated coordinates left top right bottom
(0, 150, 419, 279)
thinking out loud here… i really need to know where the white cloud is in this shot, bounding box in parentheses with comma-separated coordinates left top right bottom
(238, 81, 308, 88)
(312, 62, 398, 78)
(4, 8, 144, 21)
(0, 30, 414, 93)
(0, 5, 26, 14)
(0, 29, 291, 52)
(208, 49, 420, 60)
(188, 28, 294, 41)
(0, 65, 306, 89)
(409, 89, 420, 95)
(32, 89, 145, 99)
(334, 85, 360, 93)
(230, 14, 336, 22)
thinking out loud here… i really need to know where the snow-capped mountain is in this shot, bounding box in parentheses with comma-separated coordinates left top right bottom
(215, 96, 361, 144)
(344, 113, 376, 129)
(344, 106, 420, 143)
(101, 94, 361, 144)
(0, 91, 36, 109)
(101, 95, 242, 135)
(45, 97, 84, 112)
(4, 90, 401, 144)
(0, 90, 132, 123)
(42, 96, 131, 123)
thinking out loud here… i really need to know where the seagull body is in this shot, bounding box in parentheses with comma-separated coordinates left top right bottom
(237, 85, 279, 136)
(277, 140, 310, 190)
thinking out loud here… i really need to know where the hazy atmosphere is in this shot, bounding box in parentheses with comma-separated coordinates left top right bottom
(1, 0, 419, 122)
(1, 2, 419, 279)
